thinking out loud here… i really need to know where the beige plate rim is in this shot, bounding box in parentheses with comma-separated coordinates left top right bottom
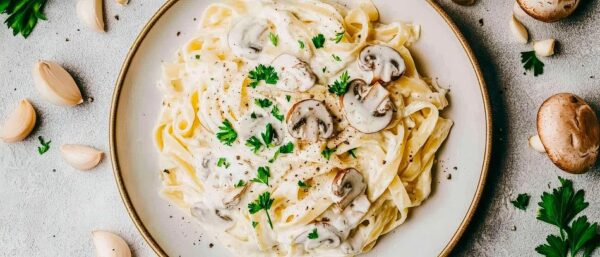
(109, 0, 493, 256)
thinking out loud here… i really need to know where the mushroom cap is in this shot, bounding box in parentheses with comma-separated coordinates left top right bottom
(295, 222, 341, 250)
(331, 168, 367, 209)
(342, 80, 394, 134)
(358, 45, 406, 84)
(271, 54, 316, 92)
(516, 0, 580, 22)
(537, 93, 600, 174)
(228, 17, 268, 59)
(286, 99, 334, 142)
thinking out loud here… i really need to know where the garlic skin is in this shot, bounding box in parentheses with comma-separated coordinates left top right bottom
(77, 0, 105, 33)
(33, 60, 84, 106)
(534, 39, 556, 57)
(510, 15, 529, 44)
(529, 135, 546, 153)
(116, 0, 129, 5)
(60, 144, 104, 171)
(0, 99, 37, 143)
(92, 231, 132, 257)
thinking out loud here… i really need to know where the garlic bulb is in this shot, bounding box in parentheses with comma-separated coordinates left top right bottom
(116, 0, 129, 5)
(534, 39, 556, 57)
(33, 60, 83, 106)
(60, 144, 104, 170)
(509, 15, 529, 44)
(92, 231, 132, 257)
(0, 99, 37, 143)
(77, 0, 105, 32)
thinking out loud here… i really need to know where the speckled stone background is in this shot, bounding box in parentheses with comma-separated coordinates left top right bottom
(1, 0, 599, 256)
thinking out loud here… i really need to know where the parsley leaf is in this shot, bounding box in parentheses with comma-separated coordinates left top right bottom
(312, 34, 325, 49)
(536, 235, 568, 257)
(511, 193, 530, 210)
(332, 54, 341, 62)
(269, 142, 294, 163)
(248, 64, 279, 88)
(308, 228, 319, 239)
(321, 147, 336, 160)
(348, 148, 357, 159)
(251, 112, 258, 119)
(235, 180, 246, 188)
(521, 51, 545, 77)
(261, 123, 276, 148)
(332, 30, 344, 43)
(37, 136, 51, 155)
(1, 0, 48, 38)
(271, 105, 284, 121)
(255, 98, 273, 108)
(248, 191, 274, 229)
(568, 216, 598, 255)
(298, 180, 311, 189)
(328, 71, 350, 96)
(537, 177, 588, 228)
(269, 32, 279, 46)
(252, 221, 259, 228)
(245, 136, 263, 153)
(216, 120, 238, 146)
(251, 166, 270, 186)
(286, 95, 291, 102)
(298, 40, 305, 49)
(217, 157, 230, 168)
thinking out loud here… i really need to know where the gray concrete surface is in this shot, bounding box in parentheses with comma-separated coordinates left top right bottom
(0, 0, 599, 256)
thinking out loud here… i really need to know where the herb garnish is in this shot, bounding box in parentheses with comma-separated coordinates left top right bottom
(246, 136, 263, 153)
(248, 191, 274, 229)
(286, 95, 291, 102)
(217, 157, 230, 168)
(312, 34, 325, 49)
(248, 64, 279, 88)
(216, 120, 238, 146)
(255, 98, 273, 108)
(251, 166, 270, 186)
(1, 0, 48, 38)
(252, 221, 259, 228)
(261, 123, 276, 148)
(321, 147, 336, 160)
(511, 193, 530, 210)
(235, 180, 246, 188)
(332, 54, 341, 62)
(37, 136, 51, 155)
(308, 228, 319, 239)
(521, 51, 545, 77)
(195, 55, 201, 60)
(269, 32, 279, 46)
(269, 142, 294, 163)
(271, 105, 284, 121)
(298, 40, 305, 49)
(348, 148, 357, 159)
(298, 180, 311, 189)
(332, 31, 344, 43)
(251, 112, 258, 119)
(535, 177, 600, 257)
(328, 71, 350, 96)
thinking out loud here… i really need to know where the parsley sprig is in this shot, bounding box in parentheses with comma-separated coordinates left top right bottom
(271, 105, 284, 121)
(328, 71, 350, 96)
(261, 123, 276, 148)
(251, 166, 270, 186)
(321, 147, 336, 160)
(217, 157, 230, 168)
(255, 98, 273, 108)
(246, 136, 263, 153)
(269, 142, 294, 163)
(1, 0, 48, 38)
(37, 136, 51, 155)
(308, 228, 319, 239)
(248, 64, 279, 88)
(216, 120, 238, 146)
(511, 193, 530, 211)
(312, 34, 325, 49)
(535, 177, 600, 257)
(332, 30, 344, 43)
(521, 51, 545, 77)
(248, 191, 274, 229)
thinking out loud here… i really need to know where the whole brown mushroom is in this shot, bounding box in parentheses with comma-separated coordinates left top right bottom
(534, 93, 600, 174)
(516, 0, 580, 23)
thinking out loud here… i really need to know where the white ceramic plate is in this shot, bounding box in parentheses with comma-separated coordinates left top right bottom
(110, 1, 491, 256)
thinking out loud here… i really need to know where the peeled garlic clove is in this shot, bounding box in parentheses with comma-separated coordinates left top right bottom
(116, 0, 129, 5)
(77, 0, 105, 32)
(534, 39, 556, 57)
(33, 60, 84, 106)
(0, 99, 37, 143)
(510, 15, 529, 44)
(92, 231, 132, 257)
(60, 144, 104, 170)
(528, 135, 546, 153)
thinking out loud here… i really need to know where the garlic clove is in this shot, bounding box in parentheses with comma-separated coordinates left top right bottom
(510, 15, 529, 44)
(528, 135, 546, 153)
(60, 144, 104, 170)
(92, 231, 132, 257)
(77, 0, 105, 33)
(534, 39, 556, 57)
(116, 0, 129, 5)
(0, 99, 37, 143)
(33, 60, 84, 106)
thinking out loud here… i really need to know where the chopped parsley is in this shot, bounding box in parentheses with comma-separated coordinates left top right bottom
(255, 98, 273, 108)
(511, 193, 530, 210)
(332, 54, 341, 62)
(251, 112, 258, 119)
(332, 30, 344, 43)
(286, 95, 291, 102)
(37, 136, 51, 155)
(217, 157, 230, 168)
(216, 120, 238, 146)
(251, 166, 270, 186)
(312, 34, 326, 49)
(1, 0, 48, 38)
(252, 221, 259, 228)
(269, 32, 279, 46)
(307, 228, 319, 239)
(235, 180, 246, 188)
(348, 148, 357, 159)
(248, 191, 274, 229)
(521, 51, 545, 77)
(321, 147, 336, 160)
(298, 180, 311, 189)
(195, 54, 201, 60)
(322, 67, 327, 73)
(248, 64, 279, 88)
(261, 123, 276, 148)
(245, 136, 263, 153)
(328, 70, 350, 96)
(271, 105, 284, 121)
(269, 142, 294, 163)
(298, 40, 305, 49)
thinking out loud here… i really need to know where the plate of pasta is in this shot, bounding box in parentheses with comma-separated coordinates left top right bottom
(110, 0, 491, 257)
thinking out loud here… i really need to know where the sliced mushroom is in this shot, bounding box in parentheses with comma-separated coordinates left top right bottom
(331, 168, 367, 209)
(537, 93, 600, 174)
(271, 54, 316, 92)
(358, 45, 406, 84)
(342, 79, 394, 134)
(287, 100, 334, 143)
(190, 201, 235, 229)
(228, 17, 268, 60)
(295, 222, 341, 251)
(516, 0, 580, 22)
